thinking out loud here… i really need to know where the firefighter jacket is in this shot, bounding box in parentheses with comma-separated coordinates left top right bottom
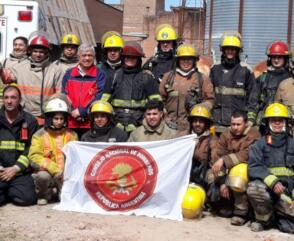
(81, 123, 128, 142)
(53, 56, 78, 77)
(0, 54, 28, 106)
(101, 67, 161, 132)
(128, 118, 176, 142)
(216, 126, 261, 169)
(143, 51, 175, 82)
(1, 54, 28, 69)
(257, 68, 291, 114)
(10, 57, 63, 119)
(160, 68, 215, 131)
(29, 128, 78, 175)
(275, 77, 294, 115)
(248, 133, 294, 197)
(99, 60, 122, 86)
(210, 61, 258, 128)
(62, 65, 106, 129)
(0, 106, 39, 172)
(207, 126, 260, 185)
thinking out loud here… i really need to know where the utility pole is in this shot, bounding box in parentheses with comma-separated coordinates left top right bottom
(178, 0, 186, 42)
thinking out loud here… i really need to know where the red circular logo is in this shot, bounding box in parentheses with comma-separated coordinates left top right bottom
(84, 145, 158, 211)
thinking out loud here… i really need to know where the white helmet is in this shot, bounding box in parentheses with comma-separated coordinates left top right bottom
(45, 98, 68, 114)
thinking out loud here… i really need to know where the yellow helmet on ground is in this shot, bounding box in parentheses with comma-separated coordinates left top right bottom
(60, 34, 80, 46)
(189, 104, 212, 120)
(176, 44, 197, 58)
(220, 31, 242, 49)
(156, 24, 177, 41)
(104, 35, 124, 49)
(263, 102, 290, 119)
(90, 101, 114, 115)
(182, 183, 206, 219)
(226, 163, 248, 193)
(45, 98, 69, 114)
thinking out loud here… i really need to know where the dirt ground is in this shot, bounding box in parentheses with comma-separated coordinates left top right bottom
(0, 204, 293, 241)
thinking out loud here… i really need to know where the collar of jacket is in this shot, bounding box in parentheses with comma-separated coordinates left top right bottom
(0, 105, 25, 127)
(60, 55, 78, 64)
(143, 118, 165, 134)
(106, 60, 121, 69)
(176, 67, 195, 77)
(192, 129, 210, 139)
(9, 53, 27, 61)
(90, 122, 113, 137)
(71, 64, 97, 77)
(229, 125, 251, 139)
(29, 56, 50, 71)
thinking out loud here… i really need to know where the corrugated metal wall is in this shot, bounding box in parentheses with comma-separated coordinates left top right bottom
(205, 0, 293, 66)
(204, 0, 240, 62)
(242, 0, 290, 65)
(36, 0, 96, 45)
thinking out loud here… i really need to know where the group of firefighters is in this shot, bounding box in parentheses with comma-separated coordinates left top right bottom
(0, 23, 294, 234)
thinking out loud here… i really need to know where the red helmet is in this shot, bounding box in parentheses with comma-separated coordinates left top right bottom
(29, 36, 50, 49)
(122, 42, 145, 57)
(267, 41, 289, 56)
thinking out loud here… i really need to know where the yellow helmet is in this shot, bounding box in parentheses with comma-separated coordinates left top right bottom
(90, 101, 114, 115)
(226, 163, 248, 193)
(189, 104, 212, 120)
(221, 36, 241, 48)
(104, 35, 124, 49)
(156, 24, 177, 41)
(182, 183, 206, 219)
(220, 31, 242, 49)
(101, 31, 122, 46)
(263, 102, 290, 119)
(60, 34, 80, 46)
(176, 44, 197, 58)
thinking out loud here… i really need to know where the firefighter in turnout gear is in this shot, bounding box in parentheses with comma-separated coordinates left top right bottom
(178, 104, 218, 188)
(159, 44, 214, 132)
(6, 35, 64, 125)
(101, 41, 162, 133)
(81, 100, 128, 142)
(256, 41, 291, 132)
(0, 37, 28, 107)
(99, 31, 124, 85)
(210, 32, 258, 133)
(275, 77, 294, 135)
(207, 111, 260, 225)
(29, 96, 77, 205)
(53, 33, 80, 76)
(0, 85, 39, 206)
(143, 24, 177, 83)
(248, 103, 294, 233)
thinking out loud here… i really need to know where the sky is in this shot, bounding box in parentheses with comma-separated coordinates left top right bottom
(104, 0, 202, 11)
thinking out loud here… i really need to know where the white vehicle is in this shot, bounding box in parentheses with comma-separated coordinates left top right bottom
(0, 0, 44, 60)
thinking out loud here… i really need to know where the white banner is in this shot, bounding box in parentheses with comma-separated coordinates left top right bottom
(55, 135, 196, 221)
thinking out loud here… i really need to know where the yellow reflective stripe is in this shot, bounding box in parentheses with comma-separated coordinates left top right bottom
(0, 141, 25, 151)
(111, 99, 147, 108)
(269, 167, 294, 177)
(101, 93, 111, 102)
(263, 174, 278, 188)
(168, 91, 179, 97)
(16, 155, 29, 168)
(0, 86, 3, 97)
(247, 111, 257, 120)
(215, 86, 246, 96)
(228, 153, 240, 167)
(148, 94, 162, 101)
(292, 190, 294, 199)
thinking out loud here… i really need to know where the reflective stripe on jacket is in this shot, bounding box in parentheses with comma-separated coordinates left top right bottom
(29, 128, 78, 175)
